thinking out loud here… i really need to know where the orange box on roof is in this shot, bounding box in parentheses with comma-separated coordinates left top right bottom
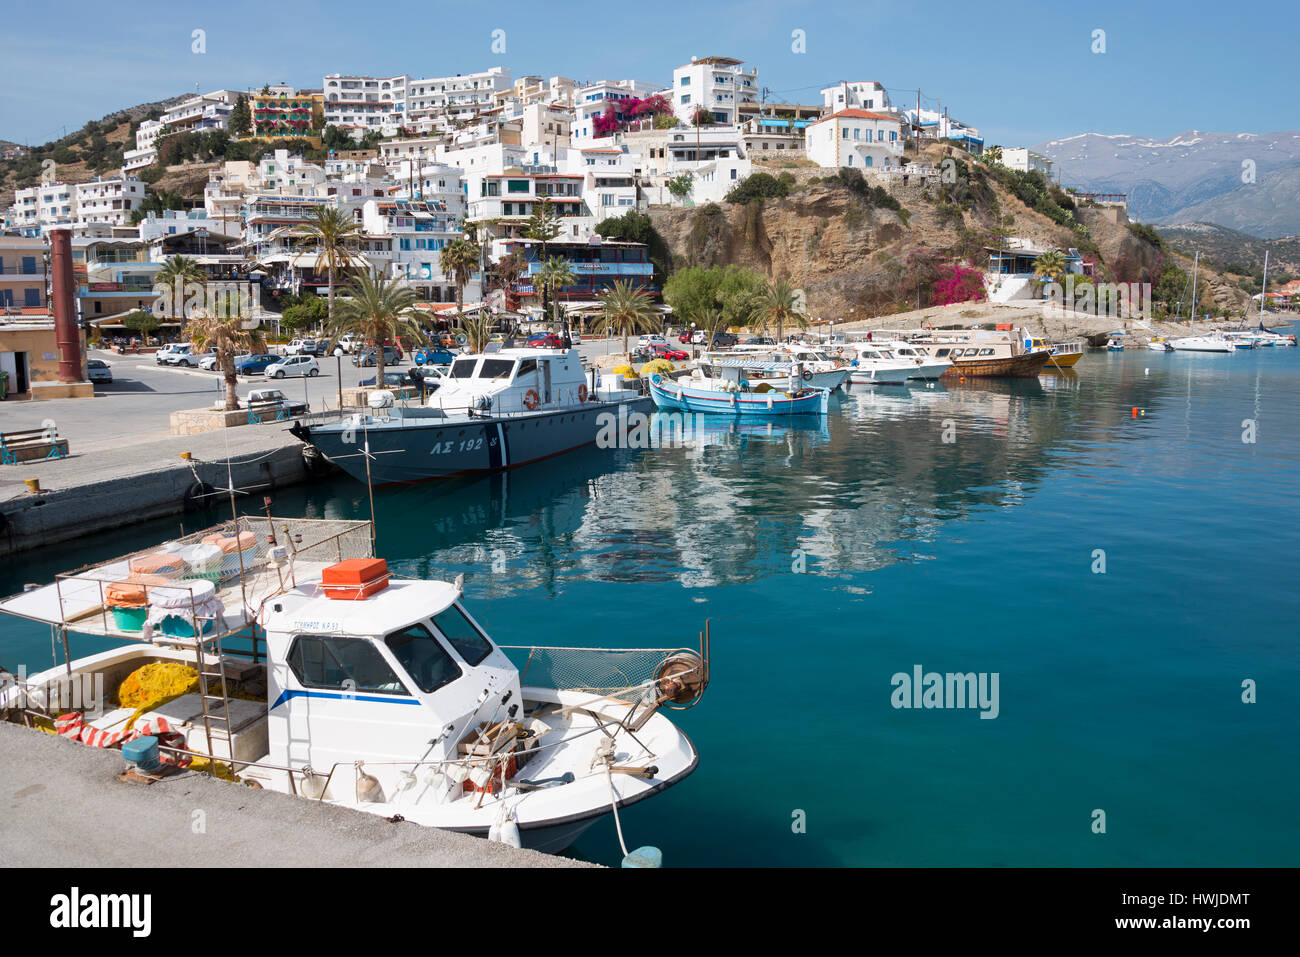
(321, 558, 390, 600)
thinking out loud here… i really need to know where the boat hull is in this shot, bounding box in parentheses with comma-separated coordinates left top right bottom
(1042, 351, 1083, 369)
(294, 398, 653, 486)
(941, 351, 1050, 378)
(649, 375, 828, 416)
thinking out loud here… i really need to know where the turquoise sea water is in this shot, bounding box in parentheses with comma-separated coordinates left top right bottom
(4, 334, 1298, 867)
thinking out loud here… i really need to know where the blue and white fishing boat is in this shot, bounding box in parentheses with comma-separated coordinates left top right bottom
(648, 364, 829, 417)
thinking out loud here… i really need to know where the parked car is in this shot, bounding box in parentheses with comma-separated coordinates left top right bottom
(352, 346, 402, 368)
(413, 346, 457, 366)
(711, 332, 739, 347)
(155, 343, 190, 364)
(528, 333, 565, 348)
(198, 354, 221, 371)
(279, 338, 321, 357)
(234, 353, 281, 375)
(637, 334, 670, 350)
(177, 350, 215, 368)
(242, 388, 309, 417)
(678, 331, 695, 344)
(330, 333, 362, 356)
(86, 359, 113, 384)
(157, 344, 194, 366)
(646, 344, 689, 361)
(488, 333, 507, 344)
(742, 336, 776, 346)
(265, 354, 320, 379)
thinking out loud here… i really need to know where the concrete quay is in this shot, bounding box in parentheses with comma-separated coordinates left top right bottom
(0, 721, 588, 868)
(0, 426, 315, 557)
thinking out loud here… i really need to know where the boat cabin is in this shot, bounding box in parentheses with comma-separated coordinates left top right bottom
(427, 348, 589, 414)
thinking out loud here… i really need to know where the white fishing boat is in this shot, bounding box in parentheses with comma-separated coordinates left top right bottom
(0, 518, 709, 860)
(1148, 337, 1175, 352)
(845, 342, 932, 384)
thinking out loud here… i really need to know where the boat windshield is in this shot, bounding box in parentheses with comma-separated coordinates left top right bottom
(431, 603, 493, 666)
(384, 623, 463, 693)
(449, 359, 478, 379)
(477, 358, 515, 380)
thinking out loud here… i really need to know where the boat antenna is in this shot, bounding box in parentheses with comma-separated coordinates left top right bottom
(362, 419, 378, 550)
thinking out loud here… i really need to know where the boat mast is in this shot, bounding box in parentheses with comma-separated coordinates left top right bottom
(1259, 250, 1269, 326)
(1189, 252, 1199, 333)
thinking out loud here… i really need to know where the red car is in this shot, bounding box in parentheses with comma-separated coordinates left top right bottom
(528, 333, 565, 348)
(648, 344, 689, 361)
(678, 331, 693, 343)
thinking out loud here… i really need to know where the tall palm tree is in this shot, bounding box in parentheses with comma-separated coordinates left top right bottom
(439, 238, 480, 315)
(292, 206, 363, 325)
(188, 310, 261, 411)
(154, 255, 207, 325)
(597, 279, 658, 355)
(324, 273, 425, 385)
(696, 307, 732, 351)
(760, 277, 807, 342)
(536, 256, 576, 327)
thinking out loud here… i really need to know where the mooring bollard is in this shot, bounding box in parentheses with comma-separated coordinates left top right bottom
(24, 478, 41, 494)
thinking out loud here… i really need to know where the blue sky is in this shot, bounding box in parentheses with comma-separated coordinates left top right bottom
(1, 0, 1294, 148)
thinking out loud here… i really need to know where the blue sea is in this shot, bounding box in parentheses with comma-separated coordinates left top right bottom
(4, 334, 1298, 867)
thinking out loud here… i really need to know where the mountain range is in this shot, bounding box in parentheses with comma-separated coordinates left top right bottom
(1033, 130, 1300, 238)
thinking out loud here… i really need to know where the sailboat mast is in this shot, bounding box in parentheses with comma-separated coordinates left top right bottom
(1259, 250, 1269, 325)
(1189, 252, 1199, 333)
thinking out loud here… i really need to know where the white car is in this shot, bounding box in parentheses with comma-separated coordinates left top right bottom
(159, 345, 196, 366)
(177, 350, 215, 368)
(155, 343, 191, 365)
(637, 334, 669, 349)
(264, 354, 320, 379)
(199, 354, 221, 371)
(331, 334, 361, 356)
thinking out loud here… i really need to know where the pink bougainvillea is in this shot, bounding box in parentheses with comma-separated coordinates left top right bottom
(931, 263, 986, 306)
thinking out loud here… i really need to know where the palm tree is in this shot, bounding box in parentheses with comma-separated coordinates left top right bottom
(458, 312, 495, 353)
(154, 255, 206, 325)
(292, 206, 363, 325)
(759, 278, 807, 342)
(597, 279, 658, 355)
(439, 238, 480, 315)
(1033, 250, 1069, 292)
(696, 307, 732, 351)
(536, 256, 576, 327)
(188, 310, 261, 411)
(324, 273, 425, 385)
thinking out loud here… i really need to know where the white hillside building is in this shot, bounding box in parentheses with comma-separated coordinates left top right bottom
(322, 74, 409, 137)
(406, 67, 512, 133)
(821, 81, 895, 114)
(805, 110, 904, 169)
(672, 56, 759, 125)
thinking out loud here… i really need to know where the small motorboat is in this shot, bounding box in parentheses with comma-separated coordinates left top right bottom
(1106, 337, 1125, 352)
(1148, 337, 1175, 352)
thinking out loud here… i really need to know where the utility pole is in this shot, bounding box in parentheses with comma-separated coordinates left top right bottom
(915, 89, 920, 153)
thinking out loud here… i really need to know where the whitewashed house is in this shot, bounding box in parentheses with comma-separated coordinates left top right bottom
(672, 56, 759, 125)
(805, 110, 904, 169)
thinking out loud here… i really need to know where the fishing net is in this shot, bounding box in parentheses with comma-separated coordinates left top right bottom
(118, 662, 198, 710)
(504, 646, 688, 698)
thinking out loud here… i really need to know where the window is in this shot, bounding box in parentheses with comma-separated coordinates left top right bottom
(515, 358, 537, 377)
(287, 635, 410, 695)
(432, 604, 493, 666)
(450, 358, 478, 378)
(730, 168, 738, 179)
(680, 76, 690, 86)
(478, 358, 514, 379)
(681, 94, 691, 105)
(384, 623, 462, 693)
(24, 289, 40, 307)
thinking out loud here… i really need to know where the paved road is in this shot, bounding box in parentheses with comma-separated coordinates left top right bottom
(5, 343, 638, 454)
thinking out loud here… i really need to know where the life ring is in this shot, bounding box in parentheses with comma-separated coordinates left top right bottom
(802, 370, 813, 382)
(836, 347, 844, 356)
(523, 389, 540, 410)
(578, 384, 588, 402)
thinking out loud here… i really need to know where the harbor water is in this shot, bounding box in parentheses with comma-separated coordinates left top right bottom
(3, 336, 1297, 867)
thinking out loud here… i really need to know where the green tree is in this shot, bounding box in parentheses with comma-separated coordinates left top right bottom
(1032, 250, 1070, 288)
(667, 173, 694, 202)
(596, 279, 659, 354)
(458, 312, 495, 353)
(439, 238, 480, 315)
(324, 274, 425, 384)
(229, 95, 251, 137)
(758, 277, 806, 341)
(291, 206, 363, 326)
(663, 264, 768, 333)
(122, 310, 163, 338)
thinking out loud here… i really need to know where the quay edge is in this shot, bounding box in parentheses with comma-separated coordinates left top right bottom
(0, 431, 324, 559)
(0, 721, 589, 868)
